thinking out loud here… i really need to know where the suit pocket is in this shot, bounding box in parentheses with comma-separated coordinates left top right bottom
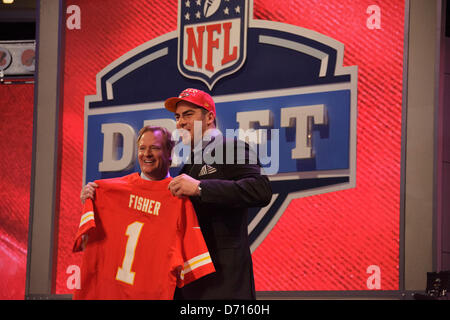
(193, 161, 225, 178)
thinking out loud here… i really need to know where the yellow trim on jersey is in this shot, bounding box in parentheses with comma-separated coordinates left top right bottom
(180, 252, 212, 280)
(79, 211, 95, 228)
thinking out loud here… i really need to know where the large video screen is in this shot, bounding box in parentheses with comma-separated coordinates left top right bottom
(56, 0, 404, 294)
(0, 83, 34, 299)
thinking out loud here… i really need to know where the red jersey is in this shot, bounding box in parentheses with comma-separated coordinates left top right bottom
(72, 173, 215, 300)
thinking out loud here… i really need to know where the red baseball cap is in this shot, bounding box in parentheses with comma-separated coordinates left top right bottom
(164, 88, 216, 116)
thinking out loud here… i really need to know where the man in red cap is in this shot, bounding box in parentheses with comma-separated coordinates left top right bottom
(165, 88, 272, 300)
(164, 88, 217, 151)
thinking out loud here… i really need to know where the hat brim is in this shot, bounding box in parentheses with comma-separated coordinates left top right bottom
(164, 97, 184, 113)
(164, 97, 206, 113)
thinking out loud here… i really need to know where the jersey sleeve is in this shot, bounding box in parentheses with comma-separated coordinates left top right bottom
(175, 198, 215, 287)
(73, 198, 96, 252)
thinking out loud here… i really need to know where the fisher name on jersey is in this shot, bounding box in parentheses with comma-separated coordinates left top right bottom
(73, 172, 215, 299)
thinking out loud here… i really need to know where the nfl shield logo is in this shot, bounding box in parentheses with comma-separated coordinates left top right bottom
(178, 0, 248, 89)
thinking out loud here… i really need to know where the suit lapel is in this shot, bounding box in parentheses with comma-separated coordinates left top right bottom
(181, 131, 223, 178)
(181, 152, 201, 178)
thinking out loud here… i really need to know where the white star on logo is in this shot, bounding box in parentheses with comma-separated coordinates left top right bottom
(196, 0, 201, 6)
(235, 5, 241, 14)
(185, 0, 190, 8)
(195, 10, 201, 19)
(224, 7, 229, 15)
(184, 12, 190, 20)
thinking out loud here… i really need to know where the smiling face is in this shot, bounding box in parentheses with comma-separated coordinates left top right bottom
(137, 130, 171, 180)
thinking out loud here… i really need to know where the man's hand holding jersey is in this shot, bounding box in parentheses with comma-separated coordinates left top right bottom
(80, 182, 98, 204)
(168, 174, 201, 198)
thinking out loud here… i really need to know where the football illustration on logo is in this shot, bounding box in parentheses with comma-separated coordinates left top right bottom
(204, 0, 221, 18)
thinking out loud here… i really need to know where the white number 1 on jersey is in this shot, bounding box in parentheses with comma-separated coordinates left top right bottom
(116, 221, 144, 285)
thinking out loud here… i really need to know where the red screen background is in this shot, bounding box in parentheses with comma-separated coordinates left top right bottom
(0, 84, 34, 299)
(56, 0, 404, 293)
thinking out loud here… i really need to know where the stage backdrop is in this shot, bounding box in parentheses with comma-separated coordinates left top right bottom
(57, 0, 404, 294)
(0, 83, 34, 299)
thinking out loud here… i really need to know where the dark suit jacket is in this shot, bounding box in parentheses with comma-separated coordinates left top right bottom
(174, 134, 272, 300)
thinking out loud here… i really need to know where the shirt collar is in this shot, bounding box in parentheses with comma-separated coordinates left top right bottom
(140, 171, 170, 181)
